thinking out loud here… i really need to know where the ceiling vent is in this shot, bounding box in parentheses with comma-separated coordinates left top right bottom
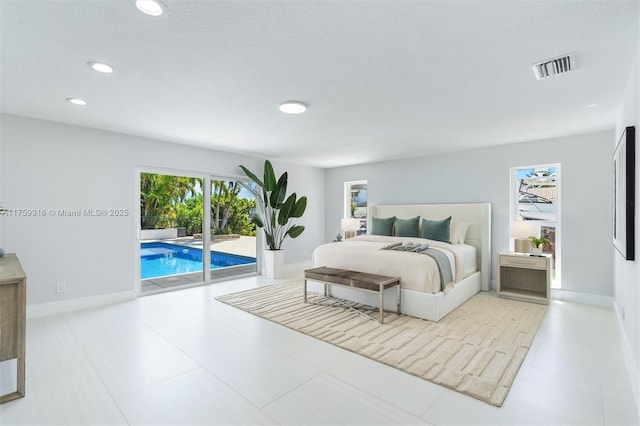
(532, 53, 576, 80)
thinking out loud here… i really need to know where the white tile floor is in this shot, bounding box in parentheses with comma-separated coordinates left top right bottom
(1, 275, 638, 425)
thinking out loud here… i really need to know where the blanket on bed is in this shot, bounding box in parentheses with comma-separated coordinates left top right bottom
(382, 242, 454, 291)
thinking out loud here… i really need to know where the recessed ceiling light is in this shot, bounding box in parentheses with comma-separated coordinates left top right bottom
(135, 0, 164, 16)
(279, 101, 307, 114)
(87, 61, 113, 73)
(586, 103, 599, 108)
(66, 98, 87, 106)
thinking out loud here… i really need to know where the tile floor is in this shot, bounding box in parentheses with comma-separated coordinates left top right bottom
(1, 275, 638, 425)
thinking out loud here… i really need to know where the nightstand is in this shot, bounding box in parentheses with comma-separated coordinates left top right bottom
(498, 251, 551, 304)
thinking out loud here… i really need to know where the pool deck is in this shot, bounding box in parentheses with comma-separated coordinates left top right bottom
(141, 235, 257, 294)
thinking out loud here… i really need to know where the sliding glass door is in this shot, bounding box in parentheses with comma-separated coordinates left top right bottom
(138, 170, 257, 295)
(139, 172, 204, 293)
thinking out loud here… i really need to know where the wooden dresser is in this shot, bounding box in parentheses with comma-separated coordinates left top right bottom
(0, 253, 26, 403)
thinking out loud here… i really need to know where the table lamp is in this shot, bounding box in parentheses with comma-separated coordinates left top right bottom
(510, 221, 540, 253)
(341, 218, 360, 239)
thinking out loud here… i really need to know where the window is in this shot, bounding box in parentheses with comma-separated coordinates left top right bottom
(344, 180, 367, 237)
(510, 165, 561, 287)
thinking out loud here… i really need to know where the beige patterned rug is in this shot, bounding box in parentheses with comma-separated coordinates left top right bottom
(215, 281, 546, 407)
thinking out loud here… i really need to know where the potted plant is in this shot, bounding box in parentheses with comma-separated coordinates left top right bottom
(528, 236, 550, 255)
(238, 160, 307, 278)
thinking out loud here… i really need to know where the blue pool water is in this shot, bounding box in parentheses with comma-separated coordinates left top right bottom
(141, 242, 256, 279)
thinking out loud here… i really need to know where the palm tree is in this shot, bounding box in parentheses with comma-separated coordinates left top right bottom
(211, 180, 241, 234)
(140, 173, 199, 229)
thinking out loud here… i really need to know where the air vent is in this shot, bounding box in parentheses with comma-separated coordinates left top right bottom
(532, 53, 576, 80)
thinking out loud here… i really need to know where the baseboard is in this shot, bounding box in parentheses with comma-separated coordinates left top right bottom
(550, 288, 613, 307)
(28, 263, 314, 319)
(613, 301, 640, 418)
(27, 289, 138, 319)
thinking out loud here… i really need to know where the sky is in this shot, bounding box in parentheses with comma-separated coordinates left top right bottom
(516, 167, 556, 179)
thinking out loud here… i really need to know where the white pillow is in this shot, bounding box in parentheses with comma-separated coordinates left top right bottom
(450, 222, 470, 244)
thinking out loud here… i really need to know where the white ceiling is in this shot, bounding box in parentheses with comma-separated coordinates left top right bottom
(1, 0, 638, 168)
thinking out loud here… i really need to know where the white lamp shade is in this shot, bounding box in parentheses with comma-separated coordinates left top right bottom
(510, 220, 540, 253)
(341, 218, 360, 231)
(510, 221, 540, 239)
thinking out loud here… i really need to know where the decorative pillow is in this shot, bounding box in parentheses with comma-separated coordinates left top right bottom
(450, 221, 470, 244)
(421, 216, 452, 243)
(394, 216, 420, 237)
(371, 216, 395, 236)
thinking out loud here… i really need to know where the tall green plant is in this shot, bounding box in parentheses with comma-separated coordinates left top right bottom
(238, 160, 307, 250)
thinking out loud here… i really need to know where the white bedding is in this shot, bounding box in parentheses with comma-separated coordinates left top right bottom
(457, 243, 478, 277)
(311, 235, 477, 294)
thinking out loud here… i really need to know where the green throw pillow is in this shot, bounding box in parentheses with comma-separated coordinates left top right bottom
(394, 216, 419, 237)
(371, 216, 395, 236)
(421, 216, 452, 243)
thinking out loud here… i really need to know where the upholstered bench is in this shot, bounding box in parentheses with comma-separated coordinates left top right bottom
(304, 266, 401, 324)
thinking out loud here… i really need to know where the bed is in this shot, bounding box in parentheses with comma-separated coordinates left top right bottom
(309, 203, 491, 321)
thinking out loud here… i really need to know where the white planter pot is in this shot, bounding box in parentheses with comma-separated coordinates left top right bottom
(532, 247, 543, 255)
(264, 249, 285, 279)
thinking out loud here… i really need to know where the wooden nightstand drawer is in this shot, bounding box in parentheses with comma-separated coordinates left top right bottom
(499, 254, 547, 270)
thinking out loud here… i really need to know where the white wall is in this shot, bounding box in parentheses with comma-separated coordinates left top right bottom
(325, 130, 614, 297)
(614, 44, 640, 411)
(0, 114, 325, 306)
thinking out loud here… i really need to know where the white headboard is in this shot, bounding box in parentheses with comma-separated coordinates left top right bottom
(369, 203, 491, 291)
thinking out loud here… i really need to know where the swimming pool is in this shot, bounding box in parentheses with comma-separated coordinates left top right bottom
(141, 242, 256, 279)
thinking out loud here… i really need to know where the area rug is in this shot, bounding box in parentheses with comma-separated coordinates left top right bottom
(215, 281, 546, 407)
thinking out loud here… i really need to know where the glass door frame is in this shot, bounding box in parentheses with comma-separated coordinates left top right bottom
(208, 174, 260, 280)
(135, 166, 211, 295)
